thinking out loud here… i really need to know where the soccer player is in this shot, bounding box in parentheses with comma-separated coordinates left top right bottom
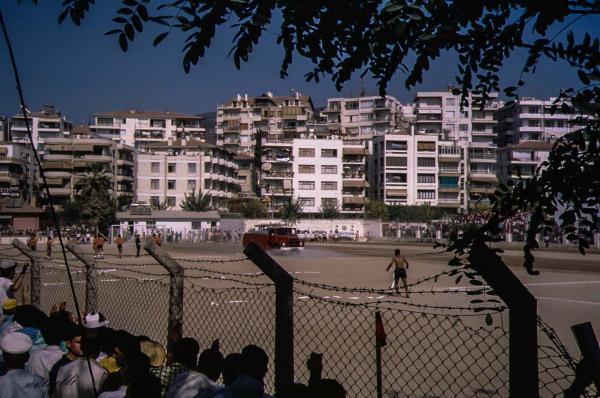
(386, 248, 410, 297)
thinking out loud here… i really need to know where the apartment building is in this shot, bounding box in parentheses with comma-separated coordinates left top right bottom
(494, 97, 581, 147)
(9, 105, 72, 154)
(0, 116, 8, 141)
(0, 142, 36, 206)
(42, 132, 135, 206)
(322, 95, 404, 138)
(216, 91, 314, 155)
(91, 110, 206, 149)
(413, 89, 502, 145)
(137, 139, 239, 209)
(437, 141, 466, 210)
(233, 154, 256, 196)
(369, 132, 439, 206)
(496, 141, 553, 184)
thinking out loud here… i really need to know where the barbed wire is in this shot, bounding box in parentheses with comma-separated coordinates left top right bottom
(537, 316, 579, 369)
(174, 257, 250, 264)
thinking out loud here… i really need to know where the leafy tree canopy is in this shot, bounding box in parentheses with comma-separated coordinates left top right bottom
(180, 190, 212, 211)
(365, 200, 388, 220)
(227, 197, 267, 218)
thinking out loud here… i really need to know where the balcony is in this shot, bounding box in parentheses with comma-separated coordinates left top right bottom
(116, 158, 135, 166)
(116, 175, 135, 182)
(343, 180, 369, 188)
(48, 187, 71, 196)
(438, 185, 460, 192)
(342, 196, 367, 205)
(0, 156, 25, 164)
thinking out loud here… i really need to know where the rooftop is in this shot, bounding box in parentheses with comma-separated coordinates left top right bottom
(95, 109, 203, 119)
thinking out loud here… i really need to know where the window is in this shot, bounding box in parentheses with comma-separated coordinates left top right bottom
(299, 197, 315, 207)
(166, 196, 176, 207)
(386, 141, 407, 151)
(417, 174, 435, 183)
(188, 163, 197, 174)
(444, 111, 455, 119)
(386, 157, 407, 167)
(528, 120, 540, 127)
(386, 173, 407, 183)
(167, 180, 176, 190)
(459, 124, 469, 132)
(150, 196, 160, 207)
(150, 179, 159, 190)
(417, 157, 436, 167)
(321, 149, 338, 158)
(417, 141, 436, 151)
(168, 163, 176, 173)
(445, 98, 456, 106)
(204, 179, 211, 189)
(417, 190, 436, 199)
(299, 181, 315, 190)
(545, 120, 555, 128)
(321, 198, 338, 207)
(298, 165, 315, 174)
(321, 181, 337, 190)
(557, 120, 564, 128)
(299, 148, 315, 157)
(321, 165, 338, 174)
(187, 180, 196, 191)
(528, 106, 541, 114)
(151, 162, 160, 173)
(238, 175, 247, 181)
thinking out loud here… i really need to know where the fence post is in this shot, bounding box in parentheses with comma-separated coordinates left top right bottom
(12, 239, 39, 308)
(144, 240, 184, 353)
(469, 241, 538, 397)
(65, 242, 97, 314)
(243, 242, 293, 395)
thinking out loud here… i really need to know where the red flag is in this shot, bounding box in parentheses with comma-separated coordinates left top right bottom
(375, 311, 387, 347)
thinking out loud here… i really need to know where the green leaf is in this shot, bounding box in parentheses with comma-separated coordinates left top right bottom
(153, 32, 169, 47)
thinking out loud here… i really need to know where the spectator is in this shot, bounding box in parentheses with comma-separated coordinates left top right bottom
(0, 332, 48, 397)
(48, 322, 82, 396)
(150, 337, 199, 398)
(166, 341, 224, 398)
(115, 235, 125, 258)
(100, 330, 140, 393)
(98, 328, 120, 373)
(215, 344, 272, 398)
(140, 340, 166, 368)
(222, 353, 241, 387)
(99, 351, 161, 398)
(26, 317, 65, 380)
(135, 234, 142, 257)
(0, 260, 28, 317)
(0, 298, 18, 338)
(312, 379, 346, 398)
(277, 383, 310, 398)
(13, 305, 48, 352)
(55, 330, 108, 398)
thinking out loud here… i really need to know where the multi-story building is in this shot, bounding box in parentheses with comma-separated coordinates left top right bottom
(137, 139, 239, 209)
(91, 110, 206, 149)
(494, 97, 581, 147)
(41, 132, 135, 206)
(437, 141, 466, 210)
(291, 138, 344, 215)
(9, 105, 72, 154)
(0, 116, 8, 141)
(0, 142, 36, 207)
(369, 132, 439, 206)
(216, 91, 314, 155)
(496, 141, 553, 184)
(322, 95, 403, 138)
(233, 154, 256, 196)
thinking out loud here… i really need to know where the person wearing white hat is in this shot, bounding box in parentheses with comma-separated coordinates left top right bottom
(0, 332, 49, 397)
(0, 260, 28, 318)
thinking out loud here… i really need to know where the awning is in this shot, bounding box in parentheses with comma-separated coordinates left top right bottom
(0, 147, 8, 155)
(343, 147, 368, 155)
(342, 196, 366, 205)
(0, 215, 13, 220)
(386, 189, 407, 196)
(470, 175, 498, 182)
(343, 180, 369, 188)
(72, 144, 95, 152)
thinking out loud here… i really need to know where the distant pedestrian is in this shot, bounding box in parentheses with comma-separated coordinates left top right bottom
(27, 234, 38, 251)
(135, 234, 142, 257)
(93, 234, 105, 259)
(46, 236, 53, 260)
(115, 235, 125, 258)
(386, 248, 410, 297)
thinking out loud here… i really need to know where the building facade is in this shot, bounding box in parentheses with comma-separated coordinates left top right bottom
(136, 140, 240, 209)
(496, 141, 553, 184)
(9, 105, 72, 154)
(42, 135, 135, 206)
(0, 143, 36, 207)
(91, 110, 206, 149)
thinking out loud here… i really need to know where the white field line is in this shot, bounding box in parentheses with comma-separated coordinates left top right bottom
(537, 296, 600, 306)
(525, 281, 600, 286)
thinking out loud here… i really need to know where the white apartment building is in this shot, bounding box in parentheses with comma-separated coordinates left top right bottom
(42, 132, 135, 206)
(322, 95, 404, 139)
(0, 142, 36, 206)
(91, 110, 206, 149)
(137, 140, 239, 209)
(494, 97, 582, 147)
(437, 141, 465, 210)
(496, 141, 553, 184)
(291, 138, 344, 214)
(9, 105, 72, 154)
(216, 91, 314, 155)
(369, 132, 439, 206)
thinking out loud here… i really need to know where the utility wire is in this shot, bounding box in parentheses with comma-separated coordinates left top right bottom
(0, 9, 98, 397)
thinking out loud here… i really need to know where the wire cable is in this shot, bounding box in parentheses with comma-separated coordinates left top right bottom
(0, 9, 98, 397)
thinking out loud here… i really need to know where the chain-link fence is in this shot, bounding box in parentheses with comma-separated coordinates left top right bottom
(2, 242, 599, 397)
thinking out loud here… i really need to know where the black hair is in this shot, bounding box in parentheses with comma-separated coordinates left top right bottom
(197, 348, 224, 382)
(240, 345, 268, 381)
(171, 337, 200, 368)
(394, 248, 401, 255)
(222, 353, 241, 386)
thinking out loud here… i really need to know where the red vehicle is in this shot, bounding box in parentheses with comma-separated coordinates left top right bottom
(242, 226, 305, 250)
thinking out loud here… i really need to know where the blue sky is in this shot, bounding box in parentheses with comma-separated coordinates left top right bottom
(0, 2, 597, 123)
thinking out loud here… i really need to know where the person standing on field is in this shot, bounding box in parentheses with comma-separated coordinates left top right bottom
(135, 234, 141, 257)
(386, 248, 410, 297)
(114, 235, 125, 258)
(46, 236, 53, 260)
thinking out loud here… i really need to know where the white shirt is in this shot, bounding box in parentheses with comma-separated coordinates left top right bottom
(0, 277, 13, 317)
(55, 357, 108, 398)
(26, 345, 65, 380)
(166, 370, 224, 398)
(0, 368, 49, 398)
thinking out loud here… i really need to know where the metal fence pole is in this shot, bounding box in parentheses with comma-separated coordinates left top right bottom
(144, 240, 184, 353)
(66, 242, 97, 314)
(12, 239, 39, 308)
(244, 242, 294, 395)
(469, 241, 538, 397)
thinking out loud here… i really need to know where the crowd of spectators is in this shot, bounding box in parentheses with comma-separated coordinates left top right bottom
(0, 259, 346, 398)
